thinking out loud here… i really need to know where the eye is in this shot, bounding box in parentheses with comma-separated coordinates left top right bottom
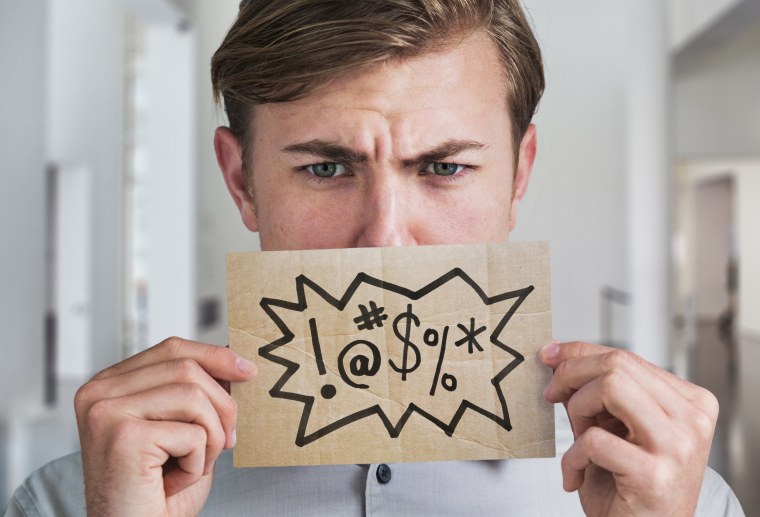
(305, 162, 347, 178)
(425, 162, 466, 176)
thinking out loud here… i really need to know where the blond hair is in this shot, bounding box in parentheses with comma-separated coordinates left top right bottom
(211, 0, 544, 168)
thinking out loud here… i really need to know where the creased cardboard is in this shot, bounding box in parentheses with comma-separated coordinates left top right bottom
(228, 242, 555, 467)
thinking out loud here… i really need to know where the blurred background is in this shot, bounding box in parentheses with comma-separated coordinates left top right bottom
(1, 0, 758, 513)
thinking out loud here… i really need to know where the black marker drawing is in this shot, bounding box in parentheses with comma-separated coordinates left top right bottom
(337, 339, 381, 389)
(425, 326, 454, 396)
(455, 317, 487, 354)
(388, 304, 421, 381)
(307, 318, 336, 399)
(353, 301, 388, 330)
(258, 269, 534, 447)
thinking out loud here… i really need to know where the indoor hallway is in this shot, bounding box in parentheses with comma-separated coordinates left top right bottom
(693, 322, 760, 515)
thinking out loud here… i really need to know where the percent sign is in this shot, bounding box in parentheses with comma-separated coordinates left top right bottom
(388, 304, 459, 396)
(424, 326, 457, 396)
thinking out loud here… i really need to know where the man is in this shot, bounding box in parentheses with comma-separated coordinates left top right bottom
(4, 0, 743, 515)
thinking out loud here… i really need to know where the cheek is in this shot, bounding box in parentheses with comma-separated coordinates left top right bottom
(258, 191, 359, 250)
(416, 183, 512, 244)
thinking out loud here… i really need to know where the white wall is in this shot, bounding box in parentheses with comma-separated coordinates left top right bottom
(0, 0, 48, 415)
(513, 0, 630, 344)
(142, 23, 197, 346)
(193, 0, 261, 346)
(738, 170, 760, 336)
(47, 0, 126, 374)
(674, 24, 760, 157)
(668, 0, 742, 50)
(1, 0, 126, 501)
(625, 0, 671, 367)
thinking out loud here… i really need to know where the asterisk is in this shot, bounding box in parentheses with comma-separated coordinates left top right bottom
(455, 317, 486, 354)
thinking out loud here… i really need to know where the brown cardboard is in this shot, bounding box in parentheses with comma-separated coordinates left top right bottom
(228, 242, 555, 467)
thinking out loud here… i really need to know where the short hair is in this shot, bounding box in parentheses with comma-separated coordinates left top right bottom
(211, 0, 544, 170)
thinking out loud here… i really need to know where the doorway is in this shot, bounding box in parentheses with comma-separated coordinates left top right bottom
(672, 158, 760, 513)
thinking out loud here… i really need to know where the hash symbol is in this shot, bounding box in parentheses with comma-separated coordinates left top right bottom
(353, 301, 388, 331)
(455, 317, 487, 354)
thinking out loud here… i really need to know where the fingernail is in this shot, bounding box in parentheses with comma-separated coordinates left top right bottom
(230, 428, 237, 448)
(541, 342, 559, 360)
(237, 357, 256, 374)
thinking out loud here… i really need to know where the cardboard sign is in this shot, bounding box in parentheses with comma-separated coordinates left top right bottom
(228, 242, 555, 467)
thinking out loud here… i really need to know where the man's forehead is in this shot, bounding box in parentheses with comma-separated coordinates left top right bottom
(251, 32, 508, 153)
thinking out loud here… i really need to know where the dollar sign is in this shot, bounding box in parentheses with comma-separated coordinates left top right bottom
(389, 304, 421, 381)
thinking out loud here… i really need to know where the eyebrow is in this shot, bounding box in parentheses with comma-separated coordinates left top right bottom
(281, 139, 488, 166)
(401, 140, 488, 168)
(282, 140, 368, 164)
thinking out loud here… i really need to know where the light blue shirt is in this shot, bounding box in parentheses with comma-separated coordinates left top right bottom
(4, 410, 745, 515)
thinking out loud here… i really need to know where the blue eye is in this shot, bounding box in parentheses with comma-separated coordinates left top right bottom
(306, 162, 347, 178)
(425, 162, 465, 176)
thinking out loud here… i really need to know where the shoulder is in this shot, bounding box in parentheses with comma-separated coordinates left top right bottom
(3, 453, 86, 517)
(696, 467, 746, 516)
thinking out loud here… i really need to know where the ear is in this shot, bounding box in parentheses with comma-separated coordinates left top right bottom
(509, 124, 537, 232)
(214, 126, 259, 232)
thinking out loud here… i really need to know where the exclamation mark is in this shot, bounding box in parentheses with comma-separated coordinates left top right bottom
(309, 318, 336, 399)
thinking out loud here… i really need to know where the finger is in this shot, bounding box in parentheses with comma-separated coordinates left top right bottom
(146, 421, 208, 498)
(565, 370, 668, 445)
(93, 337, 256, 382)
(82, 358, 239, 448)
(540, 340, 608, 368)
(561, 426, 651, 492)
(546, 349, 688, 419)
(541, 342, 716, 417)
(110, 384, 227, 475)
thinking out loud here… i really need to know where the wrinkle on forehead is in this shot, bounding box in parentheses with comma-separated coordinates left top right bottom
(254, 31, 506, 163)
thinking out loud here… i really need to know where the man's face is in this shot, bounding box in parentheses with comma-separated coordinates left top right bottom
(216, 31, 536, 251)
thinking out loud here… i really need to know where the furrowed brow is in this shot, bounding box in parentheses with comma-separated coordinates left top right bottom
(402, 140, 488, 168)
(282, 140, 368, 164)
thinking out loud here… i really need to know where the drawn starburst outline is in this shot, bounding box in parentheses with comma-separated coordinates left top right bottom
(258, 269, 534, 447)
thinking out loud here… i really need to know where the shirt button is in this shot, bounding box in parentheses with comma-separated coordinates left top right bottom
(376, 464, 392, 484)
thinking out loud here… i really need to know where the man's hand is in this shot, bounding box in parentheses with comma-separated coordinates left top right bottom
(541, 341, 718, 517)
(74, 337, 257, 516)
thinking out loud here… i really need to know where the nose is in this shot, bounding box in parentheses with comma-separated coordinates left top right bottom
(354, 174, 415, 248)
